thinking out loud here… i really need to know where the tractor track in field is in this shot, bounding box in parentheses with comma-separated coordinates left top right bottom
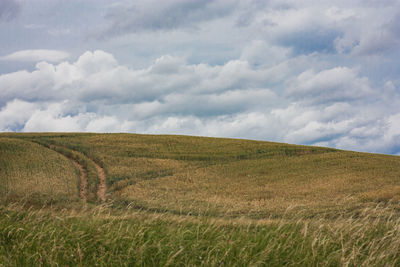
(72, 161, 88, 201)
(47, 144, 107, 202)
(95, 162, 107, 202)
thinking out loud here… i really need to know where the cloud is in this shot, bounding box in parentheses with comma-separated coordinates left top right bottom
(286, 67, 372, 105)
(229, 1, 400, 57)
(86, 116, 131, 132)
(1, 48, 400, 154)
(0, 0, 20, 22)
(328, 4, 400, 56)
(240, 40, 292, 68)
(1, 1, 400, 156)
(236, 3, 346, 54)
(0, 49, 281, 130)
(100, 0, 236, 37)
(22, 102, 86, 132)
(0, 99, 37, 131)
(0, 50, 279, 107)
(1, 50, 70, 63)
(135, 88, 277, 118)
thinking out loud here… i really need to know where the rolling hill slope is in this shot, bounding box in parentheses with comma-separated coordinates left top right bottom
(0, 133, 399, 266)
(0, 137, 79, 204)
(1, 132, 399, 217)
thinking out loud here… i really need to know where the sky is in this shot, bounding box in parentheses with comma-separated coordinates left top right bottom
(1, 0, 400, 155)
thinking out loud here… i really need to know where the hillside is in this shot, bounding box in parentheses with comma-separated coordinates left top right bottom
(1, 133, 399, 266)
(0, 137, 79, 204)
(2, 132, 399, 216)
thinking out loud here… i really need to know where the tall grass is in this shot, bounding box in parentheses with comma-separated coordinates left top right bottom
(1, 133, 399, 265)
(1, 203, 399, 266)
(2, 132, 400, 217)
(48, 145, 100, 202)
(0, 138, 79, 205)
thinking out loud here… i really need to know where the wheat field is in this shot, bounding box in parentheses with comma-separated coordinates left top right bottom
(0, 137, 79, 204)
(0, 132, 399, 266)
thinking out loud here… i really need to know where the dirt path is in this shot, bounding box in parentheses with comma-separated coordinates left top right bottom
(94, 162, 107, 201)
(72, 161, 88, 201)
(46, 144, 107, 202)
(72, 158, 107, 202)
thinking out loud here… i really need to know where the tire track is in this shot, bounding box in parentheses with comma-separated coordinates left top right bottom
(47, 144, 107, 202)
(72, 161, 88, 201)
(46, 144, 89, 202)
(94, 162, 107, 201)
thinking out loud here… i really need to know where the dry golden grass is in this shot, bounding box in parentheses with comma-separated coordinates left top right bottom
(2, 132, 398, 218)
(0, 138, 79, 204)
(119, 150, 400, 217)
(1, 133, 400, 265)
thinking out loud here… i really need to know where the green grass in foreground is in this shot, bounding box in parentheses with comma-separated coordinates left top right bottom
(1, 204, 399, 266)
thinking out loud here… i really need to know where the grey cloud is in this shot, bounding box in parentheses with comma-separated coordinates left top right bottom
(235, 1, 400, 57)
(333, 4, 400, 56)
(101, 0, 236, 37)
(277, 29, 340, 54)
(286, 67, 373, 105)
(0, 68, 58, 106)
(234, 0, 271, 27)
(240, 40, 291, 68)
(235, 3, 346, 54)
(142, 88, 277, 118)
(0, 0, 20, 22)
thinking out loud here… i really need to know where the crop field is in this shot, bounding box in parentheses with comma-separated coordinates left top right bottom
(0, 132, 399, 266)
(0, 137, 79, 205)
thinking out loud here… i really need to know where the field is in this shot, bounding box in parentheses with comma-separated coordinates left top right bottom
(1, 133, 399, 266)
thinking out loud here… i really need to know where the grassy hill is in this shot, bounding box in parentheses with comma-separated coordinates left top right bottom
(0, 137, 79, 204)
(1, 133, 399, 266)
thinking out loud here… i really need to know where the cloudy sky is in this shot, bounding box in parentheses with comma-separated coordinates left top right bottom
(1, 0, 400, 154)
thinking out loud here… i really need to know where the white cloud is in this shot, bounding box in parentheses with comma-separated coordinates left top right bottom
(0, 48, 400, 154)
(149, 55, 186, 74)
(0, 49, 70, 63)
(22, 102, 88, 132)
(86, 116, 125, 132)
(74, 50, 118, 75)
(0, 99, 37, 131)
(286, 67, 372, 104)
(0, 50, 281, 106)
